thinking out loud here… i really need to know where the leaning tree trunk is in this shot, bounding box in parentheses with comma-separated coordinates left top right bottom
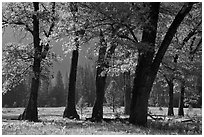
(63, 45, 80, 119)
(19, 2, 41, 122)
(124, 71, 131, 115)
(167, 80, 174, 116)
(129, 3, 160, 127)
(178, 81, 185, 116)
(129, 3, 194, 127)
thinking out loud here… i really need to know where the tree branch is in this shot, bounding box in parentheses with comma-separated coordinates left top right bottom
(124, 24, 138, 43)
(181, 20, 201, 47)
(152, 3, 194, 72)
(3, 19, 33, 35)
(190, 38, 202, 55)
(42, 2, 56, 59)
(117, 33, 135, 43)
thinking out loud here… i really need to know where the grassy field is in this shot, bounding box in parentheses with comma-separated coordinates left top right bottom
(2, 107, 202, 135)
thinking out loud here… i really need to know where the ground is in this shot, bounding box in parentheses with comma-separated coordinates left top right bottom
(2, 107, 202, 135)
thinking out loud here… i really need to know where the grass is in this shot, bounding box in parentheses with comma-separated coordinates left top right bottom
(2, 107, 202, 135)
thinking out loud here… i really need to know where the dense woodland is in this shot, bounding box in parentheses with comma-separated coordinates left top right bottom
(2, 2, 202, 127)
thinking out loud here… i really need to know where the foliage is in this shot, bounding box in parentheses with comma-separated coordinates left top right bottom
(2, 42, 59, 93)
(2, 81, 29, 107)
(105, 80, 123, 112)
(2, 2, 63, 94)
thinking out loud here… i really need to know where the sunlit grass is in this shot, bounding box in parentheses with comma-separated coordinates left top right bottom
(2, 107, 202, 135)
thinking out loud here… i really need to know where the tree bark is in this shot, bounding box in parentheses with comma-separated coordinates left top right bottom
(124, 71, 131, 115)
(63, 42, 80, 119)
(129, 59, 156, 126)
(91, 73, 107, 121)
(19, 2, 41, 122)
(178, 81, 185, 116)
(129, 2, 160, 127)
(167, 79, 174, 116)
(91, 30, 107, 122)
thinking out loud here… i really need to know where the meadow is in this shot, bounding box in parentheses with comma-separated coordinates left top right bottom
(2, 107, 202, 135)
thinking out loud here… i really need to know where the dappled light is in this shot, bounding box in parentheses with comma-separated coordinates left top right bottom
(2, 2, 202, 135)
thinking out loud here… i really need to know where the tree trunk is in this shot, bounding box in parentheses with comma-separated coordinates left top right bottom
(91, 68, 107, 121)
(19, 2, 41, 122)
(178, 81, 185, 116)
(129, 3, 193, 127)
(167, 80, 174, 116)
(19, 76, 40, 121)
(124, 71, 131, 115)
(91, 29, 118, 121)
(129, 60, 155, 126)
(63, 47, 79, 119)
(63, 3, 80, 119)
(91, 30, 107, 122)
(129, 3, 160, 127)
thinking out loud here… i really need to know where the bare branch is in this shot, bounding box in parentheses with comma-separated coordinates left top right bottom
(3, 19, 33, 35)
(117, 33, 135, 43)
(124, 24, 138, 43)
(190, 38, 202, 55)
(181, 20, 202, 46)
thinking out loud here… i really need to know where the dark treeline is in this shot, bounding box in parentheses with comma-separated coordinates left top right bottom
(2, 63, 201, 109)
(2, 64, 95, 108)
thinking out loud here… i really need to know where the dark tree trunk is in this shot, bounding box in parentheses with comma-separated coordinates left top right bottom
(19, 77, 40, 121)
(129, 59, 156, 126)
(129, 3, 193, 127)
(91, 66, 107, 121)
(63, 46, 79, 119)
(167, 80, 174, 116)
(124, 71, 131, 115)
(63, 2, 80, 119)
(91, 30, 118, 121)
(19, 2, 41, 122)
(178, 81, 185, 116)
(91, 30, 107, 122)
(129, 3, 160, 127)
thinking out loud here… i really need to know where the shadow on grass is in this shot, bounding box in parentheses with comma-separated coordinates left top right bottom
(2, 114, 202, 135)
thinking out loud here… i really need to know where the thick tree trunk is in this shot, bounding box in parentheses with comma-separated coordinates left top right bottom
(129, 3, 160, 127)
(63, 48, 79, 119)
(19, 76, 40, 121)
(178, 81, 185, 116)
(19, 2, 41, 122)
(129, 59, 155, 126)
(167, 80, 174, 116)
(124, 71, 131, 115)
